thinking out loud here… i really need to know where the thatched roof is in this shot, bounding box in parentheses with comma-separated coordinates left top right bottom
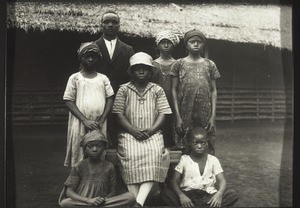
(7, 2, 292, 50)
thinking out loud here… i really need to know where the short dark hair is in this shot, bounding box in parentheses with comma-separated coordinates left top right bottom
(100, 10, 120, 23)
(187, 127, 208, 143)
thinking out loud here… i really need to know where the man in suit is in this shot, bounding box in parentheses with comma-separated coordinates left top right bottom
(95, 11, 134, 148)
(95, 11, 134, 93)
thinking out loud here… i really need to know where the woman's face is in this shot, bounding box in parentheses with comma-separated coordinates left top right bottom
(158, 39, 174, 54)
(132, 64, 151, 82)
(81, 52, 99, 69)
(186, 36, 204, 54)
(85, 141, 105, 159)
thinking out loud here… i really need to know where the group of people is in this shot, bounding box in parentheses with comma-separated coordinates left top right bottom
(58, 11, 238, 207)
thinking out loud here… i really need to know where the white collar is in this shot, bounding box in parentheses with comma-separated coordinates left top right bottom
(103, 38, 117, 59)
(103, 38, 117, 45)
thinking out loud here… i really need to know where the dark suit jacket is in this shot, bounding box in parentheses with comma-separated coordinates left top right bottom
(95, 36, 134, 93)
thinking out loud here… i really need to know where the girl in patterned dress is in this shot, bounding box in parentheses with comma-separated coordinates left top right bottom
(151, 30, 180, 148)
(171, 29, 221, 154)
(59, 130, 135, 207)
(112, 52, 172, 207)
(63, 42, 114, 167)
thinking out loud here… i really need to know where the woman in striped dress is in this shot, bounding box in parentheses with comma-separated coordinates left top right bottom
(112, 52, 172, 207)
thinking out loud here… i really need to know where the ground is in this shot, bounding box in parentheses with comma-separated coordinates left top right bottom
(8, 120, 293, 207)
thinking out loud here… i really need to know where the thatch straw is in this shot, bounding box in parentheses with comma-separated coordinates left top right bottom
(7, 2, 292, 50)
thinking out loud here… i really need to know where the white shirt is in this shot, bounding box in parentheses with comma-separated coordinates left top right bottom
(104, 38, 117, 59)
(175, 154, 223, 194)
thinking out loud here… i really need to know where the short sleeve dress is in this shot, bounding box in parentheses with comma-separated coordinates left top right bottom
(63, 72, 114, 167)
(58, 159, 117, 206)
(112, 82, 172, 184)
(170, 58, 220, 151)
(151, 61, 176, 147)
(151, 61, 175, 108)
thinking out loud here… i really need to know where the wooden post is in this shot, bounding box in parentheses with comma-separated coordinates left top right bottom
(29, 96, 33, 126)
(231, 86, 235, 122)
(232, 62, 236, 123)
(50, 94, 54, 126)
(255, 67, 259, 122)
(256, 87, 260, 122)
(271, 88, 275, 122)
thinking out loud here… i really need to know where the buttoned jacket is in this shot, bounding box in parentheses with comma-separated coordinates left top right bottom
(95, 36, 134, 92)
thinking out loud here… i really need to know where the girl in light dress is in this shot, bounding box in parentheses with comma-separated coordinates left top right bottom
(63, 42, 114, 167)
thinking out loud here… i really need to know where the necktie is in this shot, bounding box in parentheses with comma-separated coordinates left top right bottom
(109, 41, 113, 59)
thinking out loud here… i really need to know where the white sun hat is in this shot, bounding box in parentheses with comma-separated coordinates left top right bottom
(128, 52, 154, 74)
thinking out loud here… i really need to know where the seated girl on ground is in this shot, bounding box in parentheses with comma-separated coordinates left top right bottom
(58, 130, 135, 207)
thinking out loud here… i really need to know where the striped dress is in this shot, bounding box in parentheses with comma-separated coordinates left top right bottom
(112, 82, 172, 184)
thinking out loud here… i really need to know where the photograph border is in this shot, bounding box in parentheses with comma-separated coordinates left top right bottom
(3, 0, 295, 207)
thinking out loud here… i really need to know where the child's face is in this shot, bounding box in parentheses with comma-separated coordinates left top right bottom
(186, 36, 204, 54)
(81, 52, 99, 69)
(189, 133, 208, 155)
(158, 39, 174, 54)
(85, 141, 105, 159)
(132, 65, 151, 82)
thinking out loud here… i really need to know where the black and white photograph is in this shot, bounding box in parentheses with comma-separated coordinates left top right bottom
(4, 0, 293, 207)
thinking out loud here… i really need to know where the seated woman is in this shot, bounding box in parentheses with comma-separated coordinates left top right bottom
(160, 127, 238, 207)
(112, 52, 172, 207)
(58, 130, 135, 207)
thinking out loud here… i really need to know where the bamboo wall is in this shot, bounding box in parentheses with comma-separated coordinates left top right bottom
(6, 87, 293, 126)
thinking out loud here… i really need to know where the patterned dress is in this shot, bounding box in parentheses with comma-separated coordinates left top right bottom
(170, 58, 220, 152)
(151, 61, 176, 147)
(63, 72, 114, 167)
(112, 82, 172, 184)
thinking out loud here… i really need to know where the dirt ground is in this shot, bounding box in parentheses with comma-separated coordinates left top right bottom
(7, 120, 293, 207)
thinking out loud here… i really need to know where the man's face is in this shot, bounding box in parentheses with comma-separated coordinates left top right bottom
(100, 13, 120, 38)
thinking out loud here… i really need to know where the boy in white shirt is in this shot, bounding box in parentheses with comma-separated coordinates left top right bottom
(160, 127, 238, 207)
